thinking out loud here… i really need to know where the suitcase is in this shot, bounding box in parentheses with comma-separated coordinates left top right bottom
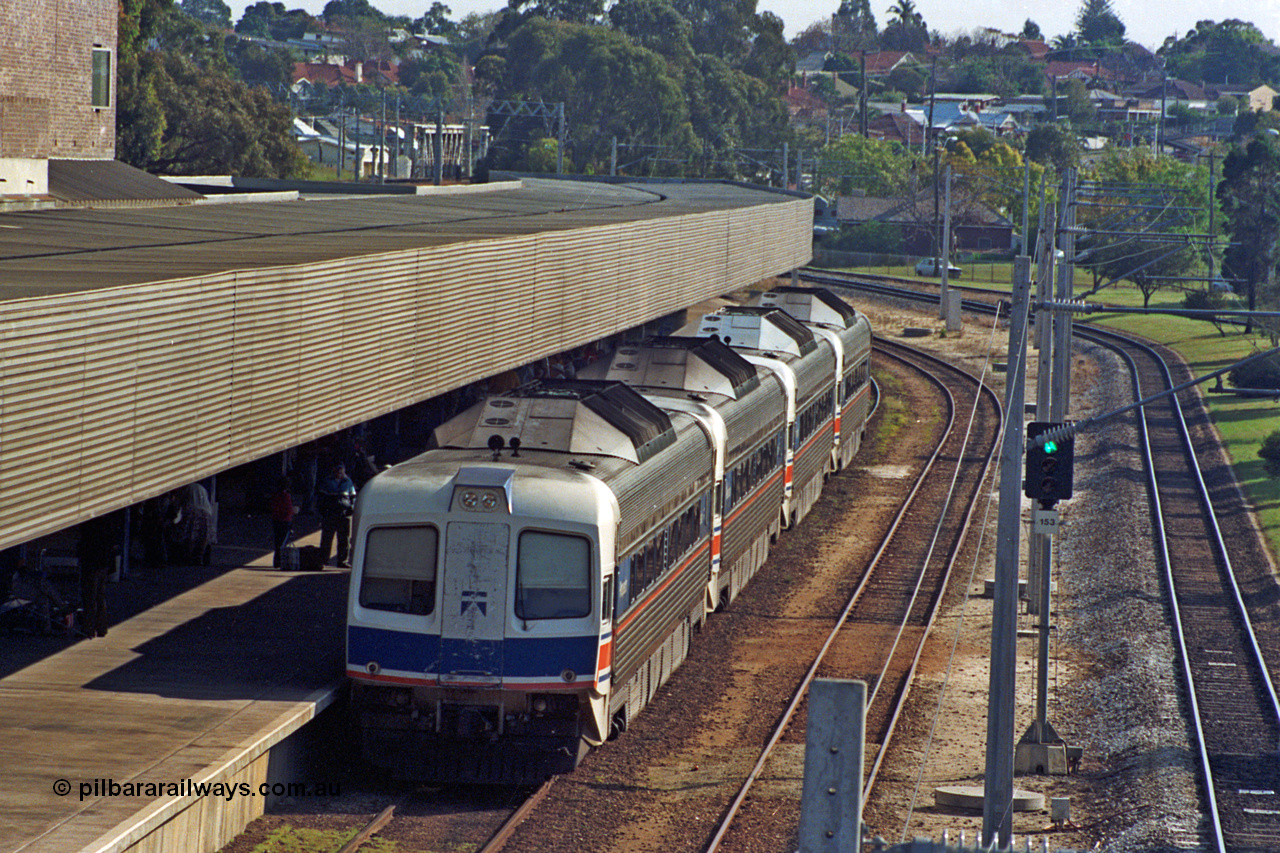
(279, 545, 300, 572)
(298, 545, 325, 572)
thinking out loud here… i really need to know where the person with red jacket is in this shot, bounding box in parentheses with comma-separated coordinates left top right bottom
(270, 477, 296, 569)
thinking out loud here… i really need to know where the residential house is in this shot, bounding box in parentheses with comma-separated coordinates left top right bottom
(868, 112, 926, 148)
(785, 85, 830, 122)
(292, 58, 401, 93)
(1124, 79, 1210, 112)
(1206, 83, 1278, 113)
(836, 188, 1016, 255)
(863, 51, 918, 77)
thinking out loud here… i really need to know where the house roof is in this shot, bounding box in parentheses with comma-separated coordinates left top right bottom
(863, 51, 916, 75)
(838, 188, 1014, 228)
(291, 59, 400, 88)
(1126, 79, 1208, 101)
(868, 112, 925, 147)
(796, 51, 828, 73)
(785, 85, 829, 118)
(1017, 40, 1050, 60)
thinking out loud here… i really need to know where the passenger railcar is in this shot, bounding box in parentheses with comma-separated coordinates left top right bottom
(345, 288, 871, 784)
(756, 287, 873, 472)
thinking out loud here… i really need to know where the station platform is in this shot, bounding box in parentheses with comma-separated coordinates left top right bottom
(0, 519, 349, 853)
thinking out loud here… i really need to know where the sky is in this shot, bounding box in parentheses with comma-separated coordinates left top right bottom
(230, 0, 1280, 50)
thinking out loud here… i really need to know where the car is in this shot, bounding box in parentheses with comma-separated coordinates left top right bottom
(915, 258, 962, 277)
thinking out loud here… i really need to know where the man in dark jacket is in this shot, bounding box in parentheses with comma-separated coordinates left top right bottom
(316, 463, 356, 568)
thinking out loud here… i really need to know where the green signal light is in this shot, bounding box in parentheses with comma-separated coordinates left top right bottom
(1044, 440, 1058, 453)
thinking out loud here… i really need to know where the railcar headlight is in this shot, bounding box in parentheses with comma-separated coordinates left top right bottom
(532, 697, 549, 713)
(453, 486, 507, 513)
(366, 661, 381, 675)
(561, 669, 577, 683)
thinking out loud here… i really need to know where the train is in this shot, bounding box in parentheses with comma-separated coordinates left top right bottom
(344, 286, 873, 784)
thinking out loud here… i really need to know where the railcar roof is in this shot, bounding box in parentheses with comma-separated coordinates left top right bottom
(432, 380, 677, 465)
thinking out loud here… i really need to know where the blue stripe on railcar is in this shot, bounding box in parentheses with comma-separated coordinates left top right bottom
(349, 624, 441, 674)
(503, 635, 599, 680)
(349, 625, 599, 682)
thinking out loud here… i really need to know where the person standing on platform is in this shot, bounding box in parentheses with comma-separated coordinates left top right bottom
(317, 463, 356, 568)
(76, 513, 119, 638)
(269, 476, 296, 568)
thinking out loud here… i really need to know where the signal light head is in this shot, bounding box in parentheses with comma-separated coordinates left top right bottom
(1024, 421, 1074, 504)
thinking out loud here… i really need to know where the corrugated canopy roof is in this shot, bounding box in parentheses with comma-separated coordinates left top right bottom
(0, 178, 800, 301)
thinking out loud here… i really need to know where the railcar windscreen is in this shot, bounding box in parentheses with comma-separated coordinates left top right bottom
(359, 525, 438, 615)
(516, 531, 591, 620)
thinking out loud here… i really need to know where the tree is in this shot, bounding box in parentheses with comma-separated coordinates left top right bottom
(506, 0, 606, 26)
(1219, 134, 1280, 333)
(1160, 19, 1280, 87)
(399, 50, 462, 96)
(225, 37, 295, 87)
(236, 2, 315, 39)
(180, 0, 231, 29)
(1024, 124, 1079, 171)
(416, 2, 459, 37)
(741, 11, 793, 88)
(1076, 148, 1208, 304)
(610, 0, 694, 61)
(881, 0, 928, 52)
(1020, 19, 1042, 41)
(118, 0, 308, 177)
(487, 19, 695, 173)
(832, 0, 876, 52)
(669, 0, 758, 62)
(322, 0, 386, 23)
(814, 133, 911, 197)
(1258, 430, 1280, 477)
(1075, 0, 1124, 45)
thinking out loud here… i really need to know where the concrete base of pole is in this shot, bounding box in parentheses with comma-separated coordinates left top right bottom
(945, 291, 963, 332)
(934, 784, 1045, 812)
(1015, 742, 1070, 775)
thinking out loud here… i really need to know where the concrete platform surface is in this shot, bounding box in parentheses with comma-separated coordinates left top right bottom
(0, 528, 348, 853)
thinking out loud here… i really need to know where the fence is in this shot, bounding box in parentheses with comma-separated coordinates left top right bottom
(810, 247, 1015, 287)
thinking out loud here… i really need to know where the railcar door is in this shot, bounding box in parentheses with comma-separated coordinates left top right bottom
(439, 521, 509, 684)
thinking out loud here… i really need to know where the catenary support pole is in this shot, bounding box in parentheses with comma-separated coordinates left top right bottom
(983, 255, 1031, 849)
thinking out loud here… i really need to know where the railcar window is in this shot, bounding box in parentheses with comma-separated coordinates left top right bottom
(516, 531, 591, 620)
(359, 526, 438, 615)
(724, 431, 786, 513)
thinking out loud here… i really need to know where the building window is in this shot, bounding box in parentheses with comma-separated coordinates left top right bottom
(91, 48, 111, 108)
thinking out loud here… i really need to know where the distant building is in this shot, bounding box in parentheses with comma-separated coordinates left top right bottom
(837, 189, 1016, 255)
(0, 0, 118, 196)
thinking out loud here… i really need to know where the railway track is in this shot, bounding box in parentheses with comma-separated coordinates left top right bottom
(1074, 326, 1280, 853)
(704, 338, 1002, 851)
(807, 266, 1280, 852)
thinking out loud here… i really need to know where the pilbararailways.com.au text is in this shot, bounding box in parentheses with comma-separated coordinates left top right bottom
(53, 778, 340, 801)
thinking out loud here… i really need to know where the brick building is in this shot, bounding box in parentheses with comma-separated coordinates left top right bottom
(0, 0, 117, 197)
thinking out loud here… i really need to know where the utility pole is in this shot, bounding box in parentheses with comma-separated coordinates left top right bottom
(556, 102, 565, 175)
(860, 52, 868, 138)
(939, 164, 952, 320)
(982, 256, 1032, 850)
(1016, 168, 1080, 778)
(433, 108, 444, 186)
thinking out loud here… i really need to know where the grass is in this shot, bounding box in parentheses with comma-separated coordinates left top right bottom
(1082, 282, 1280, 557)
(837, 262, 1280, 564)
(249, 826, 400, 852)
